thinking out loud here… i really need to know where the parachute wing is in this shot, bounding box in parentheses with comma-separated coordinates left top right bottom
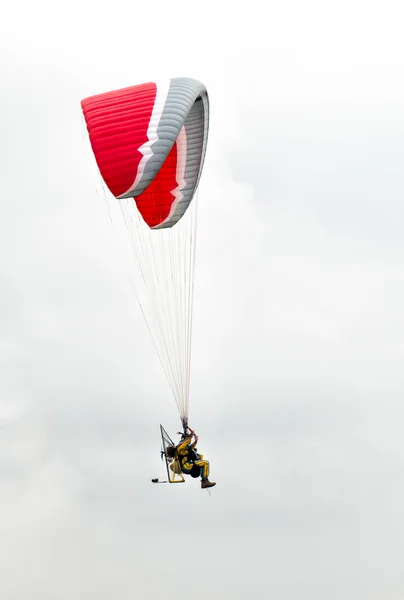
(81, 78, 209, 229)
(81, 78, 209, 426)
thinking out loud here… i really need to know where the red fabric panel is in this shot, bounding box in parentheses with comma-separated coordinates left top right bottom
(135, 142, 178, 228)
(81, 83, 157, 198)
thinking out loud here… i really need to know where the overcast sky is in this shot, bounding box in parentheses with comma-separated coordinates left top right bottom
(1, 1, 404, 598)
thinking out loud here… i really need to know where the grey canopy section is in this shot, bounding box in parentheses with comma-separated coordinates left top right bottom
(118, 77, 209, 229)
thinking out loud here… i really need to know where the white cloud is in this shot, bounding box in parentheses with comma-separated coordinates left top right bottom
(1, 0, 404, 597)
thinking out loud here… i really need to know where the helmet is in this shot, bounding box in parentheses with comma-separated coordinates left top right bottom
(166, 445, 176, 459)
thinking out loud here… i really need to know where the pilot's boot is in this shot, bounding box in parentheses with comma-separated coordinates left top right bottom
(201, 479, 216, 489)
